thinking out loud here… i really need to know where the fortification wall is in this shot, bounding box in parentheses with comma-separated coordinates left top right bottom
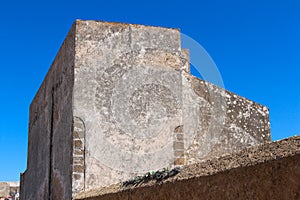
(74, 136, 300, 200)
(21, 20, 271, 199)
(72, 20, 270, 191)
(72, 20, 188, 191)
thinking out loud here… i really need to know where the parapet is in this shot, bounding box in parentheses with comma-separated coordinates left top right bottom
(74, 135, 300, 200)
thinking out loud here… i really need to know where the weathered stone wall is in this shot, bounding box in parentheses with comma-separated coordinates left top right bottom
(73, 20, 188, 190)
(21, 20, 271, 199)
(72, 20, 270, 191)
(182, 73, 270, 164)
(74, 136, 300, 200)
(20, 23, 75, 200)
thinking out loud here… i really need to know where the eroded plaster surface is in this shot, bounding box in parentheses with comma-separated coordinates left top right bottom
(73, 20, 188, 189)
(182, 73, 270, 163)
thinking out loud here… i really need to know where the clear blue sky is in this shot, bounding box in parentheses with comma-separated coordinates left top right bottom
(0, 0, 299, 181)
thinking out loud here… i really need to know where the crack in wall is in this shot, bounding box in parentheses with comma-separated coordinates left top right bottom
(48, 87, 55, 200)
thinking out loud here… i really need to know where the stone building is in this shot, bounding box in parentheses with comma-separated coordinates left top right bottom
(20, 20, 271, 199)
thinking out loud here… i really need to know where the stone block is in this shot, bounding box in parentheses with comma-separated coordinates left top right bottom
(174, 150, 185, 157)
(174, 141, 185, 150)
(176, 134, 184, 141)
(174, 157, 186, 165)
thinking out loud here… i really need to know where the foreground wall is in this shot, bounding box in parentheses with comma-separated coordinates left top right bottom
(74, 135, 300, 200)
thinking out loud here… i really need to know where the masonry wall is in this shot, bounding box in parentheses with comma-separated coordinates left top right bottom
(21, 20, 272, 199)
(71, 20, 271, 192)
(20, 24, 75, 200)
(182, 73, 270, 164)
(81, 155, 300, 200)
(72, 116, 86, 194)
(74, 136, 300, 200)
(72, 20, 188, 191)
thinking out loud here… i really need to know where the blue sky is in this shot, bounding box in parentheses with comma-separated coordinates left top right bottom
(0, 0, 299, 181)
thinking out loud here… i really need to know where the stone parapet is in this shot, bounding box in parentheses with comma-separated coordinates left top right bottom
(74, 135, 300, 200)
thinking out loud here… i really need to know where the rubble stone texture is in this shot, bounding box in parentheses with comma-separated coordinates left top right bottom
(20, 20, 271, 199)
(73, 136, 300, 200)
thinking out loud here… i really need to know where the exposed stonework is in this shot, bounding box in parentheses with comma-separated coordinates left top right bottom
(73, 117, 86, 194)
(73, 135, 300, 200)
(173, 125, 185, 166)
(21, 20, 271, 199)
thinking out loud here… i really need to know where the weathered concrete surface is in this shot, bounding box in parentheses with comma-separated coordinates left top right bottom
(74, 135, 300, 200)
(21, 20, 271, 199)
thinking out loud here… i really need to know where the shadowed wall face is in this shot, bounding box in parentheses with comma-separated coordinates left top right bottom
(20, 25, 75, 200)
